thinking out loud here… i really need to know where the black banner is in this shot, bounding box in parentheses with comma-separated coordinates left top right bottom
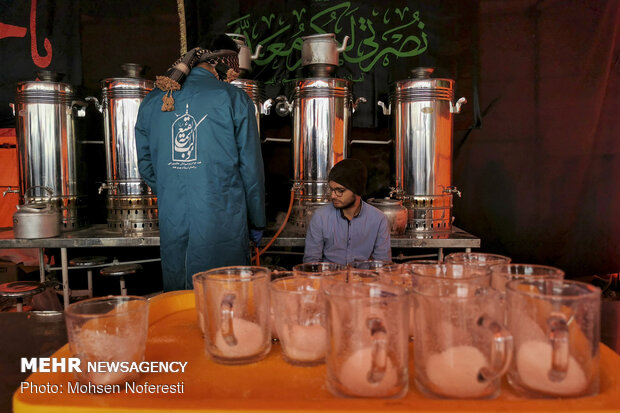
(0, 0, 82, 127)
(182, 0, 479, 128)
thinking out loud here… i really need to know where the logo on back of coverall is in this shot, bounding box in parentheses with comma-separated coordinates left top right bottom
(172, 104, 207, 162)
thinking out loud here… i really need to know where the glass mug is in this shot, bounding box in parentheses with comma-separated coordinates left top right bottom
(196, 266, 271, 364)
(65, 296, 149, 385)
(377, 264, 415, 340)
(271, 276, 326, 365)
(348, 260, 391, 273)
(292, 262, 347, 279)
(323, 280, 409, 398)
(412, 282, 512, 399)
(490, 263, 564, 293)
(506, 279, 601, 398)
(444, 252, 511, 267)
(269, 270, 295, 341)
(192, 272, 206, 336)
(409, 263, 492, 289)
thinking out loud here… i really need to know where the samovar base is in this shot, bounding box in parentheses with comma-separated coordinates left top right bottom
(106, 195, 159, 235)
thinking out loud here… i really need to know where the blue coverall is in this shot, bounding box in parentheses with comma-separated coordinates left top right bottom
(135, 67, 266, 291)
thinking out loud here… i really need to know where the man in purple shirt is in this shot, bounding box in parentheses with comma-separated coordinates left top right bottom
(303, 159, 392, 265)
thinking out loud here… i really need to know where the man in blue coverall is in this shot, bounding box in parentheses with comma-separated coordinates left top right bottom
(303, 159, 391, 265)
(135, 35, 266, 291)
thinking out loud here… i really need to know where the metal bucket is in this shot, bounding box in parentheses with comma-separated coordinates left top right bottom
(230, 79, 272, 135)
(87, 64, 158, 234)
(275, 77, 365, 231)
(14, 73, 87, 231)
(378, 68, 465, 233)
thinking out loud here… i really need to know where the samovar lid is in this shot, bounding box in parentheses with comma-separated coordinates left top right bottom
(120, 63, 148, 78)
(301, 33, 336, 41)
(392, 67, 454, 89)
(389, 67, 454, 101)
(101, 64, 153, 92)
(16, 72, 74, 96)
(37, 70, 64, 82)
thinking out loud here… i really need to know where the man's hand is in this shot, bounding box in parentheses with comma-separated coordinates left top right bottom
(249, 229, 263, 245)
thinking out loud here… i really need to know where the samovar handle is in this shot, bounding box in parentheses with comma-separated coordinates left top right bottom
(274, 95, 293, 117)
(71, 100, 88, 117)
(352, 97, 367, 113)
(377, 101, 391, 116)
(251, 44, 263, 60)
(336, 35, 350, 53)
(261, 98, 273, 116)
(85, 96, 103, 113)
(450, 97, 467, 114)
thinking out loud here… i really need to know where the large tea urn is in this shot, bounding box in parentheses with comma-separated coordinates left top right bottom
(378, 68, 466, 233)
(227, 34, 273, 135)
(13, 71, 88, 231)
(275, 34, 365, 232)
(86, 64, 158, 234)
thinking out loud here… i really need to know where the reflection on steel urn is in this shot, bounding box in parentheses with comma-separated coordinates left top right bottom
(86, 64, 158, 235)
(276, 34, 366, 233)
(378, 68, 466, 233)
(14, 71, 88, 231)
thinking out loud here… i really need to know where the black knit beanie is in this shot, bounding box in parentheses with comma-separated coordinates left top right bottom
(328, 159, 367, 196)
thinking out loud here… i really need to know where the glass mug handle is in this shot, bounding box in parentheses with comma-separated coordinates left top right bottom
(366, 317, 388, 384)
(477, 314, 514, 382)
(547, 312, 569, 382)
(220, 293, 238, 346)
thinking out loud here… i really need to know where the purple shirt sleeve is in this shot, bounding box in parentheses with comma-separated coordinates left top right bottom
(303, 202, 392, 265)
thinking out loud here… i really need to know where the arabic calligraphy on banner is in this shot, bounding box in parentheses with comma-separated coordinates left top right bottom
(226, 2, 428, 84)
(0, 0, 52, 68)
(0, 0, 81, 127)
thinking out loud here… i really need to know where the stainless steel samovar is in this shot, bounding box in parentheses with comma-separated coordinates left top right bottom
(227, 34, 273, 134)
(378, 68, 466, 233)
(87, 64, 158, 234)
(275, 34, 366, 232)
(13, 71, 88, 231)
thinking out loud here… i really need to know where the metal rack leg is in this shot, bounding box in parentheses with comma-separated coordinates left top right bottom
(61, 248, 70, 308)
(87, 270, 93, 298)
(38, 248, 45, 283)
(120, 277, 127, 296)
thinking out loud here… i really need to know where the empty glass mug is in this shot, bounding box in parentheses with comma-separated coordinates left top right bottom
(271, 276, 326, 365)
(323, 280, 409, 398)
(65, 296, 149, 385)
(412, 282, 512, 399)
(196, 266, 271, 364)
(506, 279, 601, 398)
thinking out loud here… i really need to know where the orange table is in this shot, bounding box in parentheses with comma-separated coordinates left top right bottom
(13, 291, 620, 412)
